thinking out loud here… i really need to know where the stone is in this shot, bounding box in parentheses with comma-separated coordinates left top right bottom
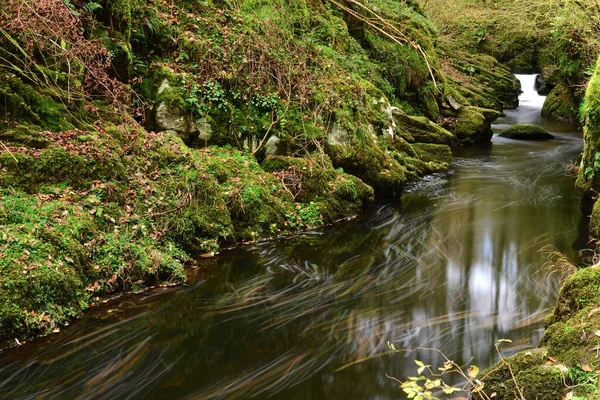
(154, 79, 199, 143)
(498, 124, 554, 140)
(453, 106, 503, 145)
(391, 108, 455, 145)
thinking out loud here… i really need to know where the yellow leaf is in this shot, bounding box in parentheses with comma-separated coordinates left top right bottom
(468, 365, 480, 378)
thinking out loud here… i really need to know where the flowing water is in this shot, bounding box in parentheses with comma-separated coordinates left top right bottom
(0, 75, 586, 399)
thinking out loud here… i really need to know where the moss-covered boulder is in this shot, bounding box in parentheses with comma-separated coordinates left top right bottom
(481, 348, 566, 400)
(327, 135, 407, 199)
(411, 143, 452, 165)
(498, 124, 555, 140)
(481, 265, 600, 399)
(391, 108, 455, 145)
(261, 154, 374, 224)
(437, 40, 521, 110)
(576, 57, 600, 215)
(541, 82, 579, 123)
(452, 106, 503, 145)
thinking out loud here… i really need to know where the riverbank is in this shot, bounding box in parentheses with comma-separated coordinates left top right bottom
(0, 0, 521, 346)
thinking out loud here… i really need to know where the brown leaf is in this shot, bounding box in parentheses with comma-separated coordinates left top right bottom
(582, 364, 593, 372)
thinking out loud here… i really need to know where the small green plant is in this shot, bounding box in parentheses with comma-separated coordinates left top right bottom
(585, 166, 595, 180)
(387, 339, 521, 400)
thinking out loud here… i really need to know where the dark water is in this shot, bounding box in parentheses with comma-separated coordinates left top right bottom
(0, 76, 586, 399)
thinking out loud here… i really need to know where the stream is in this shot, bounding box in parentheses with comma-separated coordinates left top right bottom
(0, 75, 586, 399)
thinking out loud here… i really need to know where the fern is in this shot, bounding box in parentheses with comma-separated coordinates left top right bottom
(82, 1, 103, 14)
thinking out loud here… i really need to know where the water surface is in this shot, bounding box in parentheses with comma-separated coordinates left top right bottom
(0, 75, 585, 399)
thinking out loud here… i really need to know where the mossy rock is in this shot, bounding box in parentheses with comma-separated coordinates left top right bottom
(261, 154, 374, 223)
(200, 146, 297, 241)
(481, 348, 566, 400)
(411, 143, 452, 165)
(576, 57, 600, 215)
(452, 106, 502, 145)
(540, 265, 600, 366)
(541, 82, 579, 123)
(498, 124, 554, 140)
(392, 109, 455, 145)
(505, 48, 538, 74)
(0, 75, 75, 133)
(327, 136, 407, 199)
(437, 41, 521, 110)
(590, 198, 600, 238)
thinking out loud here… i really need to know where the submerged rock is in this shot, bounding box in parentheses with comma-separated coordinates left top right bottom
(498, 124, 554, 140)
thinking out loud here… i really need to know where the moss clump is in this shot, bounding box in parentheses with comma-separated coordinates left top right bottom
(499, 124, 555, 140)
(105, 0, 132, 40)
(0, 124, 50, 149)
(0, 189, 188, 341)
(262, 153, 374, 223)
(0, 74, 74, 133)
(541, 82, 579, 123)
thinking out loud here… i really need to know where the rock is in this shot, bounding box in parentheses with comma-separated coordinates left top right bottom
(194, 118, 213, 146)
(411, 143, 452, 165)
(541, 82, 579, 123)
(498, 124, 554, 140)
(154, 79, 199, 143)
(481, 348, 566, 400)
(326, 135, 407, 199)
(505, 48, 537, 74)
(327, 122, 352, 146)
(265, 135, 281, 156)
(541, 65, 561, 86)
(535, 74, 552, 96)
(576, 57, 600, 214)
(391, 109, 455, 145)
(452, 106, 503, 145)
(261, 154, 374, 222)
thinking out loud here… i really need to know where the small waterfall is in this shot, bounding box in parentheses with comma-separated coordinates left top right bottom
(515, 74, 546, 109)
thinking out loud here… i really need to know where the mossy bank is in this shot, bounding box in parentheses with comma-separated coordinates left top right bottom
(0, 0, 520, 346)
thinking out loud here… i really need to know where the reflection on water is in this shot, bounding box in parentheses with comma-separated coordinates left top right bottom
(0, 82, 585, 399)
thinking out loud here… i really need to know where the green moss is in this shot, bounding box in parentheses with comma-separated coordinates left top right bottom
(0, 124, 49, 149)
(499, 124, 555, 140)
(0, 74, 74, 133)
(575, 57, 600, 213)
(105, 0, 133, 40)
(262, 153, 374, 223)
(539, 265, 600, 366)
(481, 349, 566, 400)
(327, 136, 407, 199)
(411, 143, 452, 165)
(437, 40, 521, 110)
(200, 146, 296, 241)
(453, 106, 503, 145)
(590, 199, 600, 238)
(392, 109, 455, 144)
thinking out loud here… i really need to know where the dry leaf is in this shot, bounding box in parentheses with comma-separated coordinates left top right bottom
(582, 364, 593, 372)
